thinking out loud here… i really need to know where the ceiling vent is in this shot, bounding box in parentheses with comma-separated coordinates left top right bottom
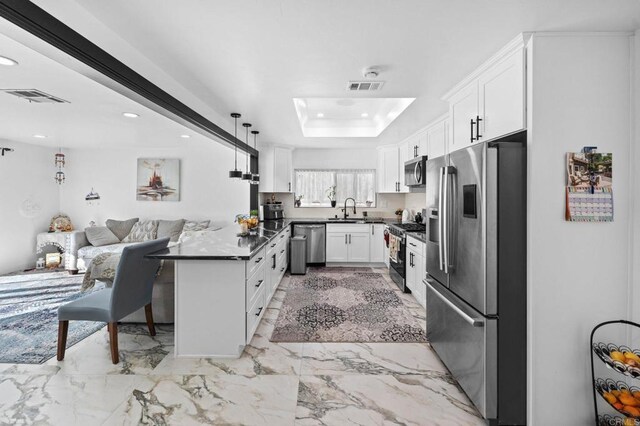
(1, 89, 69, 104)
(347, 81, 384, 91)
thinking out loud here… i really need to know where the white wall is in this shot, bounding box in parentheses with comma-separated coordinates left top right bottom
(0, 141, 60, 274)
(527, 33, 632, 425)
(292, 148, 377, 170)
(60, 138, 249, 228)
(632, 31, 640, 324)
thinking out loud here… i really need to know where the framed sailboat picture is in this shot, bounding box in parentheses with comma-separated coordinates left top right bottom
(136, 158, 180, 201)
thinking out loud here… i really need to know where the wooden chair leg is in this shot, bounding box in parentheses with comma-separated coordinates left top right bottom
(144, 303, 156, 336)
(57, 320, 69, 361)
(108, 322, 119, 364)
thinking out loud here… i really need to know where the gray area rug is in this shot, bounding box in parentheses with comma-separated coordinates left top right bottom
(0, 271, 105, 364)
(270, 267, 427, 343)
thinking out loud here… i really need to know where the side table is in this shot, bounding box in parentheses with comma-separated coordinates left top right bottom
(36, 231, 84, 274)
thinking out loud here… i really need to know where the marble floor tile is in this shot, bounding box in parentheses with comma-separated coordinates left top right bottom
(300, 342, 449, 377)
(153, 329, 302, 377)
(295, 375, 484, 426)
(45, 324, 173, 375)
(0, 373, 136, 426)
(104, 374, 299, 425)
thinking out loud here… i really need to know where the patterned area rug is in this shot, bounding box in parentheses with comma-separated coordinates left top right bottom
(0, 271, 105, 364)
(270, 267, 427, 343)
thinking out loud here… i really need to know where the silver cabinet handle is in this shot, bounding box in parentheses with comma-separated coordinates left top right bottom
(280, 267, 285, 272)
(414, 162, 421, 184)
(409, 242, 416, 247)
(255, 280, 263, 288)
(345, 234, 348, 244)
(372, 226, 374, 235)
(280, 249, 285, 254)
(426, 279, 484, 327)
(255, 257, 263, 263)
(349, 234, 351, 244)
(255, 306, 263, 317)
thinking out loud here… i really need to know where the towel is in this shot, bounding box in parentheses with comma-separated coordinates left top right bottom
(389, 234, 399, 263)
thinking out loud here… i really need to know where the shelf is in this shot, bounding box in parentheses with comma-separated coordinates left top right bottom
(593, 343, 640, 379)
(595, 378, 640, 419)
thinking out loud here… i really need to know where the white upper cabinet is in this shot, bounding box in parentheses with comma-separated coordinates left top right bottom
(397, 141, 410, 193)
(376, 145, 401, 193)
(259, 146, 293, 193)
(425, 115, 448, 160)
(478, 48, 525, 141)
(448, 81, 479, 152)
(443, 34, 528, 153)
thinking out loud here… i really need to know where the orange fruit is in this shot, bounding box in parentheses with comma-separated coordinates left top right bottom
(632, 391, 640, 400)
(620, 394, 640, 407)
(623, 406, 640, 417)
(614, 390, 623, 397)
(624, 352, 640, 363)
(604, 392, 619, 405)
(614, 402, 624, 410)
(612, 351, 627, 362)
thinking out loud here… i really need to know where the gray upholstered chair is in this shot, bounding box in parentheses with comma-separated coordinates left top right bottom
(57, 238, 170, 364)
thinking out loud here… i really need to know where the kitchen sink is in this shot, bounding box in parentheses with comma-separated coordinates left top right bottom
(326, 217, 384, 223)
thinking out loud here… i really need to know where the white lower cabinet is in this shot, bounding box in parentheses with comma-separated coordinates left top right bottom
(326, 224, 386, 263)
(246, 228, 289, 344)
(405, 235, 426, 308)
(369, 224, 386, 263)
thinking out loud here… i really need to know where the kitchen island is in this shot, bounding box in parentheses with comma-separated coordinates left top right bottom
(148, 217, 400, 358)
(149, 221, 292, 358)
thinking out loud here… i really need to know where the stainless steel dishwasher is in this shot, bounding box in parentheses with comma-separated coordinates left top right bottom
(293, 224, 326, 264)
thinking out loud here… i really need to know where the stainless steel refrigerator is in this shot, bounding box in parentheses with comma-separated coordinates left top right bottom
(425, 133, 526, 425)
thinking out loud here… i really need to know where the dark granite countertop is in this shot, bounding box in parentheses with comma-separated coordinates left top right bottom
(148, 222, 289, 261)
(148, 218, 401, 261)
(406, 232, 427, 244)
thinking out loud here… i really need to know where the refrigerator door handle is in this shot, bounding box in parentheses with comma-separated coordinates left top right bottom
(442, 166, 449, 274)
(438, 167, 444, 271)
(426, 279, 484, 327)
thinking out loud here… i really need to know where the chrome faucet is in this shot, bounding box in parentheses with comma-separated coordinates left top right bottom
(342, 198, 357, 219)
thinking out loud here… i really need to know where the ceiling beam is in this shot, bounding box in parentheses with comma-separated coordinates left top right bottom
(0, 0, 258, 157)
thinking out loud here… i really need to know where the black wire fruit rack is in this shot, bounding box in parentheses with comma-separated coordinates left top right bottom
(591, 320, 640, 426)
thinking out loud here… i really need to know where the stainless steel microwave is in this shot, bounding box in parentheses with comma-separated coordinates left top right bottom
(404, 155, 427, 187)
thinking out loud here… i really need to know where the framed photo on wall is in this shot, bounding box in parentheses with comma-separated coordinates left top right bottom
(136, 158, 181, 201)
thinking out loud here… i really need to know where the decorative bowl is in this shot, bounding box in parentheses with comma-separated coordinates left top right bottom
(595, 378, 640, 418)
(593, 343, 640, 378)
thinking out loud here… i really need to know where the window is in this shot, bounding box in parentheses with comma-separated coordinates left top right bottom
(294, 169, 376, 208)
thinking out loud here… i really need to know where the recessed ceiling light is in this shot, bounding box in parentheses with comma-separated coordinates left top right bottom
(33, 134, 47, 139)
(122, 112, 139, 118)
(361, 113, 369, 118)
(180, 134, 191, 139)
(316, 113, 324, 118)
(0, 56, 18, 66)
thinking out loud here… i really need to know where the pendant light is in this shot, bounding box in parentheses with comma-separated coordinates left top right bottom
(241, 122, 252, 180)
(251, 130, 260, 184)
(229, 113, 243, 178)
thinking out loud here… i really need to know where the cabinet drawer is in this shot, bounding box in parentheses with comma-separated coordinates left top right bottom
(246, 262, 266, 307)
(246, 284, 266, 344)
(326, 224, 370, 234)
(247, 248, 266, 279)
(406, 236, 425, 257)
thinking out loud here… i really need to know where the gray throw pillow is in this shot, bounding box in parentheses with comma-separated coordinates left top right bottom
(157, 219, 186, 242)
(122, 220, 159, 242)
(85, 226, 120, 247)
(183, 220, 210, 232)
(106, 218, 139, 241)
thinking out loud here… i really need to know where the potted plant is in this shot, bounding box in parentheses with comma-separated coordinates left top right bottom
(326, 185, 337, 208)
(395, 209, 403, 221)
(294, 195, 303, 208)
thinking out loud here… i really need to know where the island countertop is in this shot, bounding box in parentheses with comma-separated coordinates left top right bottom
(148, 217, 400, 261)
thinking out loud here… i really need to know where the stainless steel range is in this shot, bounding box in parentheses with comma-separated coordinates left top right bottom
(388, 222, 425, 292)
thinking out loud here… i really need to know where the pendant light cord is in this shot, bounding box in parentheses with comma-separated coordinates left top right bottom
(233, 115, 238, 169)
